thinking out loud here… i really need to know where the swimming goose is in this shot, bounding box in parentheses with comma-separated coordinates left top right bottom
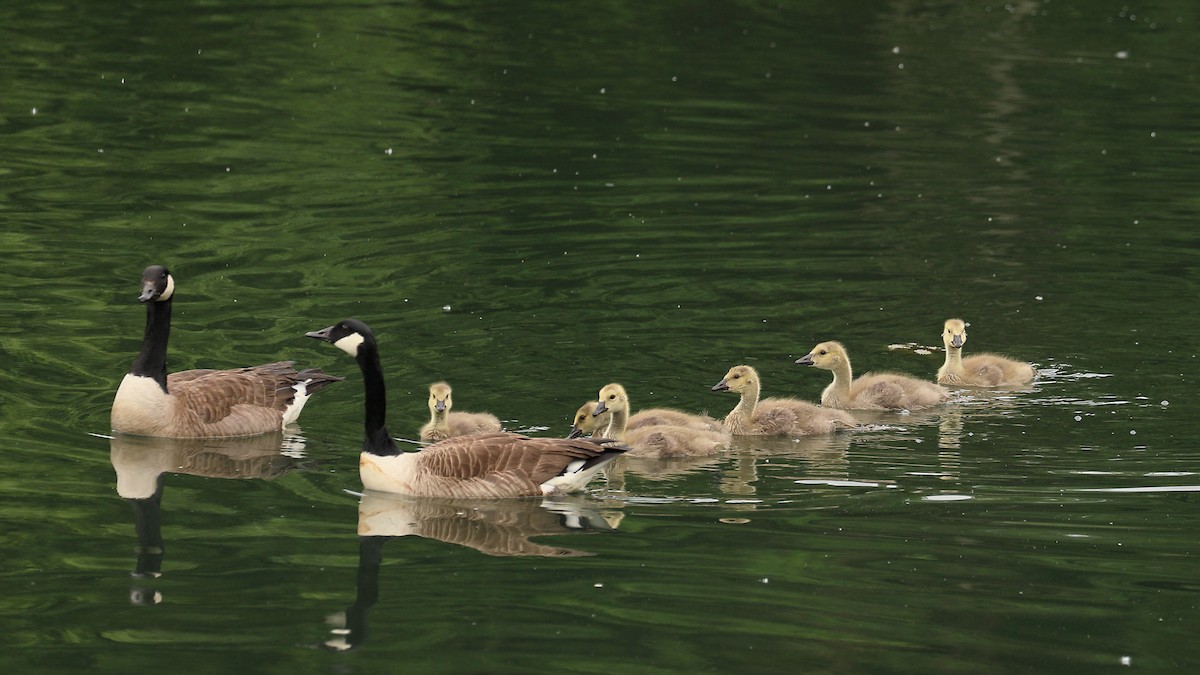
(418, 381, 502, 442)
(593, 383, 723, 433)
(305, 319, 626, 498)
(796, 341, 949, 410)
(570, 399, 732, 458)
(937, 319, 1035, 386)
(710, 365, 856, 435)
(110, 265, 342, 438)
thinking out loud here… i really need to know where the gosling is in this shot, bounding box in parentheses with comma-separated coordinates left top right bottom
(796, 342, 949, 411)
(937, 319, 1035, 387)
(710, 365, 856, 435)
(418, 381, 502, 442)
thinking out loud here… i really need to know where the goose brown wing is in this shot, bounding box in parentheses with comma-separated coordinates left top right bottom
(416, 433, 620, 489)
(168, 361, 342, 425)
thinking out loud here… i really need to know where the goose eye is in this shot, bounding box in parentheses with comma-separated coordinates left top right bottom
(608, 394, 616, 400)
(819, 350, 827, 356)
(732, 374, 740, 379)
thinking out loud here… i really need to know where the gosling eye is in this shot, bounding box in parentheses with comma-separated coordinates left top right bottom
(732, 373, 740, 379)
(819, 349, 827, 356)
(608, 394, 616, 400)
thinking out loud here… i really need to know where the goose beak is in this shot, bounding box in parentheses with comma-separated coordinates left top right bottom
(305, 325, 335, 342)
(795, 354, 815, 366)
(593, 401, 608, 415)
(567, 427, 585, 439)
(950, 335, 964, 349)
(711, 379, 729, 392)
(434, 400, 446, 412)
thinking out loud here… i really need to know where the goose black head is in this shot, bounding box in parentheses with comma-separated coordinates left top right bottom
(139, 265, 175, 303)
(306, 319, 374, 357)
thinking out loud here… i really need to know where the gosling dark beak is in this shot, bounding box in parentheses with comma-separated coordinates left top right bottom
(711, 379, 729, 392)
(305, 325, 335, 342)
(795, 354, 815, 366)
(434, 400, 446, 413)
(950, 335, 964, 349)
(567, 427, 585, 439)
(138, 280, 159, 303)
(593, 401, 608, 416)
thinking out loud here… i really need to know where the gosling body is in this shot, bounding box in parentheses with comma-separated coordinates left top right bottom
(937, 319, 1035, 387)
(418, 381, 502, 442)
(571, 400, 731, 458)
(797, 341, 949, 411)
(710, 365, 856, 436)
(594, 383, 723, 433)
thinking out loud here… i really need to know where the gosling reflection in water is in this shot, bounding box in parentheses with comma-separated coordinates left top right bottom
(109, 432, 307, 605)
(322, 491, 622, 652)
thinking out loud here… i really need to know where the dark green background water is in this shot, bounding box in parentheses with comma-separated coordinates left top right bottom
(3, 0, 1198, 672)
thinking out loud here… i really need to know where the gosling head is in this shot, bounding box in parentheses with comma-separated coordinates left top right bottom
(593, 383, 630, 416)
(795, 341, 847, 370)
(942, 319, 968, 350)
(568, 401, 610, 438)
(305, 318, 374, 357)
(139, 265, 175, 303)
(427, 382, 453, 414)
(711, 365, 759, 394)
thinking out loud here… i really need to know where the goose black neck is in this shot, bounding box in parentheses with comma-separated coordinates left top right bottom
(357, 340, 399, 456)
(131, 298, 171, 392)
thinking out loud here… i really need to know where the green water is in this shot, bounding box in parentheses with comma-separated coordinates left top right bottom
(3, 0, 1199, 672)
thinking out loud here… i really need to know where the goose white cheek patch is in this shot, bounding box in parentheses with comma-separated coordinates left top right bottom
(334, 332, 365, 356)
(158, 275, 176, 301)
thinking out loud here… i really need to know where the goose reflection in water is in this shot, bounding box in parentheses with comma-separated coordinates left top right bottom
(321, 491, 622, 652)
(108, 432, 308, 605)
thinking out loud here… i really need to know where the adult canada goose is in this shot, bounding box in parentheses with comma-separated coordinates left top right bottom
(710, 365, 857, 436)
(796, 341, 949, 411)
(110, 265, 342, 438)
(937, 319, 1035, 387)
(569, 399, 731, 458)
(305, 319, 626, 498)
(593, 383, 723, 433)
(418, 381, 502, 442)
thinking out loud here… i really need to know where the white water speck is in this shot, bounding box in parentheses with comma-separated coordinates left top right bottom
(31, 107, 37, 115)
(593, 583, 604, 588)
(1161, 400, 1169, 406)
(892, 46, 900, 54)
(1120, 656, 1132, 666)
(599, 87, 606, 94)
(760, 578, 769, 584)
(442, 305, 451, 312)
(1130, 430, 1137, 435)
(385, 148, 393, 155)
(1035, 295, 1044, 301)
(1116, 51, 1130, 59)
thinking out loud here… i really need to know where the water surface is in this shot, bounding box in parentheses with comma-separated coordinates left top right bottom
(2, 0, 1198, 672)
